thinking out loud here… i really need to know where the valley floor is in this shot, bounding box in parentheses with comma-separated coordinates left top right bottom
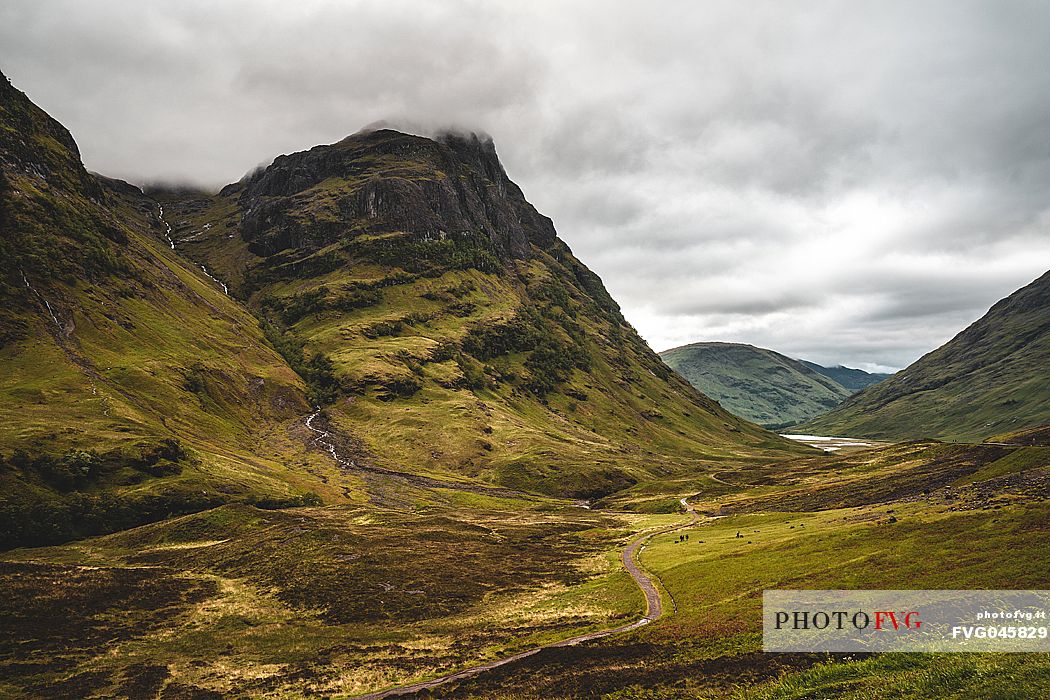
(1, 438, 1048, 698)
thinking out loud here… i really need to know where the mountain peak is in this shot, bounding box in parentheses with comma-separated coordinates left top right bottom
(0, 70, 99, 201)
(232, 125, 555, 261)
(155, 125, 801, 497)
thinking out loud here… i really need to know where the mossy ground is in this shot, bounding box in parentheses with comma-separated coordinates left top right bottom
(0, 501, 648, 698)
(1, 437, 1045, 698)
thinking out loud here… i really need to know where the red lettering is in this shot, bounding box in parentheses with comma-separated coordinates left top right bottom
(874, 611, 900, 630)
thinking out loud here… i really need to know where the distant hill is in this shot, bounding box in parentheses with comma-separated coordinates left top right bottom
(799, 361, 893, 391)
(659, 342, 856, 428)
(802, 270, 1050, 441)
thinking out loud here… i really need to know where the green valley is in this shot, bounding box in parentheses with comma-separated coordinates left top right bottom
(4, 426, 1047, 697)
(1, 64, 1048, 700)
(401, 437, 1050, 699)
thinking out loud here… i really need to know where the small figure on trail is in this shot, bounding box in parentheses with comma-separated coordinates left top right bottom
(736, 531, 742, 538)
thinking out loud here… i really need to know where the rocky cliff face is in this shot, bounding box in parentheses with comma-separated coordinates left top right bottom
(233, 130, 556, 261)
(0, 71, 101, 201)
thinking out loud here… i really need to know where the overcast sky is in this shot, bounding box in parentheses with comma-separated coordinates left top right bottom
(4, 1, 1050, 371)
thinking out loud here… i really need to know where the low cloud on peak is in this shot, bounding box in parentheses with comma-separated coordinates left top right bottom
(3, 0, 1048, 371)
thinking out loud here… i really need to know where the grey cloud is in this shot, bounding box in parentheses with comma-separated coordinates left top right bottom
(2, 0, 1049, 371)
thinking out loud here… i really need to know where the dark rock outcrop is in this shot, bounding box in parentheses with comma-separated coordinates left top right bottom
(236, 129, 556, 260)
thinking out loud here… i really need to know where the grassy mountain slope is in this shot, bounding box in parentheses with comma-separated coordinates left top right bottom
(659, 342, 853, 428)
(798, 360, 892, 391)
(0, 72, 347, 547)
(163, 130, 803, 498)
(803, 270, 1050, 441)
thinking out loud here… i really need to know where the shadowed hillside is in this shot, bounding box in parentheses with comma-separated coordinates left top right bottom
(0, 71, 348, 547)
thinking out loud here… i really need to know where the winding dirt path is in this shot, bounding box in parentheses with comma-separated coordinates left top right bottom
(708, 471, 735, 486)
(350, 498, 699, 699)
